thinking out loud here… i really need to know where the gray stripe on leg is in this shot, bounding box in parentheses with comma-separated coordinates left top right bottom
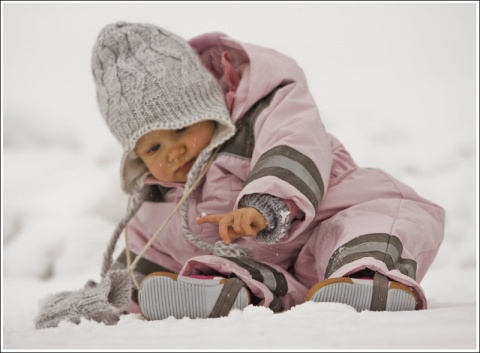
(325, 233, 417, 280)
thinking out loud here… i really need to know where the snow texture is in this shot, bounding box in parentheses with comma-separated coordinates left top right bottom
(2, 2, 478, 351)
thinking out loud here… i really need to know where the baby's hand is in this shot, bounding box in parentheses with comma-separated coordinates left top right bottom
(197, 208, 268, 244)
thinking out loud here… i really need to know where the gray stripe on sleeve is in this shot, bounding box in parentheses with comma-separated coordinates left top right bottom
(245, 145, 324, 209)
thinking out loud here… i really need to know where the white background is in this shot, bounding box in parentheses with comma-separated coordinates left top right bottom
(2, 2, 478, 350)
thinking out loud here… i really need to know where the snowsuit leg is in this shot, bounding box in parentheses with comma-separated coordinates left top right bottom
(179, 255, 309, 312)
(293, 167, 445, 309)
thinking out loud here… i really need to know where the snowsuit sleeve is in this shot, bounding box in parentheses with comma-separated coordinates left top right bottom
(238, 193, 293, 243)
(235, 81, 333, 242)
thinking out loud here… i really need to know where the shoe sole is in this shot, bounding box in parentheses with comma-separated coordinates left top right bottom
(139, 272, 250, 320)
(305, 277, 418, 311)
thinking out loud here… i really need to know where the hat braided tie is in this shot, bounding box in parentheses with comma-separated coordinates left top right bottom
(101, 147, 250, 289)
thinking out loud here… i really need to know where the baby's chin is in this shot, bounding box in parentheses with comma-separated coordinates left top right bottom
(148, 174, 186, 185)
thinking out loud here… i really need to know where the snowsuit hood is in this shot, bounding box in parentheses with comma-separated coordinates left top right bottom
(189, 32, 311, 125)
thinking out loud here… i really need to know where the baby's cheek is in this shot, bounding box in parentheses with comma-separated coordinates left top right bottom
(150, 164, 169, 182)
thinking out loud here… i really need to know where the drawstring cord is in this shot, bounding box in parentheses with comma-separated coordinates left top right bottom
(103, 145, 250, 291)
(100, 182, 146, 279)
(122, 147, 221, 289)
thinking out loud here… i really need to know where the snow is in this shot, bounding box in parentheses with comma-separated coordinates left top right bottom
(2, 2, 478, 351)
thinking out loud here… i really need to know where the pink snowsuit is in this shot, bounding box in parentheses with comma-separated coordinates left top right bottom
(118, 32, 445, 312)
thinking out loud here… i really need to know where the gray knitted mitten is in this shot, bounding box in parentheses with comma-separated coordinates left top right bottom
(34, 270, 131, 329)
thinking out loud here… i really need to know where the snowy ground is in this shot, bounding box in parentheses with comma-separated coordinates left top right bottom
(2, 2, 478, 351)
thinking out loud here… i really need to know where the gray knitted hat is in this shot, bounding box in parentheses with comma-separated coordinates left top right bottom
(91, 22, 249, 259)
(91, 21, 235, 194)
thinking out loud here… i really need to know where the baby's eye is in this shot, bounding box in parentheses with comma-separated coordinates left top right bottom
(175, 127, 187, 134)
(148, 144, 161, 154)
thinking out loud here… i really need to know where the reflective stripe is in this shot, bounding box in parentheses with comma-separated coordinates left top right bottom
(244, 260, 277, 293)
(325, 233, 417, 280)
(240, 258, 288, 297)
(224, 257, 264, 283)
(245, 145, 324, 209)
(333, 242, 402, 263)
(223, 256, 288, 298)
(269, 296, 283, 313)
(251, 154, 323, 202)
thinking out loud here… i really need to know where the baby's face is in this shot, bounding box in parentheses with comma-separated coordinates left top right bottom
(135, 120, 217, 183)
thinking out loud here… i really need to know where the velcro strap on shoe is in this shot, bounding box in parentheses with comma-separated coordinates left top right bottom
(220, 257, 288, 313)
(370, 272, 389, 311)
(209, 278, 247, 318)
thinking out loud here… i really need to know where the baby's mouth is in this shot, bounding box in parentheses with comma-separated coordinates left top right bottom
(176, 159, 195, 174)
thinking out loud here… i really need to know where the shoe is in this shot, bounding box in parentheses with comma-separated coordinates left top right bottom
(138, 272, 251, 320)
(305, 275, 419, 312)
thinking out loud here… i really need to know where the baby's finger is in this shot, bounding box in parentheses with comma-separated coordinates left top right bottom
(240, 215, 258, 236)
(232, 212, 244, 234)
(227, 227, 244, 242)
(218, 215, 234, 243)
(196, 214, 223, 224)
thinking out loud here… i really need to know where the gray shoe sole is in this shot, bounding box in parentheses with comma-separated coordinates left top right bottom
(139, 272, 250, 320)
(306, 277, 418, 312)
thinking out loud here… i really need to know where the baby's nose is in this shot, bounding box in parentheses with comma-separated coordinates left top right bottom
(168, 145, 186, 161)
